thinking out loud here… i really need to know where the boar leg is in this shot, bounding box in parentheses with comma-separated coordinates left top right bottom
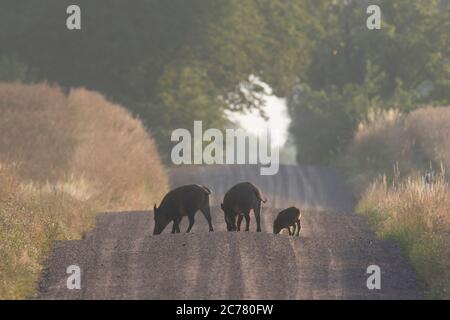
(171, 219, 182, 233)
(186, 214, 195, 233)
(237, 214, 243, 231)
(296, 220, 301, 236)
(200, 206, 214, 232)
(244, 212, 251, 232)
(171, 222, 177, 234)
(288, 226, 293, 236)
(173, 217, 182, 233)
(254, 203, 262, 232)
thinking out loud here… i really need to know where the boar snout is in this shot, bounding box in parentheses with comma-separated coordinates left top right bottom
(153, 225, 163, 235)
(153, 204, 170, 235)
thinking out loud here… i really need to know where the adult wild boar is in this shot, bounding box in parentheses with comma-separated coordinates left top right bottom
(221, 182, 266, 232)
(153, 184, 214, 235)
(273, 207, 301, 236)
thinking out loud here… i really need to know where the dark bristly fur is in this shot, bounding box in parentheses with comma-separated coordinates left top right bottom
(221, 182, 266, 232)
(153, 184, 213, 235)
(273, 207, 301, 236)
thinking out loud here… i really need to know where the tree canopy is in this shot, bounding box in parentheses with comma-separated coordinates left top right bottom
(0, 0, 316, 154)
(288, 0, 450, 164)
(1, 0, 448, 161)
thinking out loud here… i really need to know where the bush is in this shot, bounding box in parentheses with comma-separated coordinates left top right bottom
(68, 88, 168, 210)
(340, 106, 450, 196)
(0, 83, 168, 299)
(0, 56, 35, 83)
(0, 83, 75, 181)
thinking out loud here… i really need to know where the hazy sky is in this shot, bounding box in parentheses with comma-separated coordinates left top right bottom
(226, 95, 290, 148)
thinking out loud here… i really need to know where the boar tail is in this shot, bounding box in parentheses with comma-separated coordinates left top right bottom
(200, 185, 212, 195)
(255, 188, 267, 203)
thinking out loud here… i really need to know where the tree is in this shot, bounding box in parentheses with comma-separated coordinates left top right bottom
(288, 0, 450, 164)
(0, 0, 316, 155)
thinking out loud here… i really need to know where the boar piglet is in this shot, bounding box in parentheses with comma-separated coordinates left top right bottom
(273, 207, 301, 236)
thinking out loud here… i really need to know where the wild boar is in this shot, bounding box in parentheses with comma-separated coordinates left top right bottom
(221, 182, 266, 232)
(273, 207, 301, 236)
(153, 184, 214, 235)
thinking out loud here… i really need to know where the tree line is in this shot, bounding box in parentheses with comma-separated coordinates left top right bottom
(1, 0, 448, 163)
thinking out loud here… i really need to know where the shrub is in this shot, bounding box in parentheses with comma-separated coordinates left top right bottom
(340, 106, 450, 196)
(0, 83, 168, 298)
(68, 88, 168, 210)
(0, 83, 75, 182)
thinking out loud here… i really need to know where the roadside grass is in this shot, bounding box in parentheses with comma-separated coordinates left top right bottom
(357, 172, 450, 299)
(341, 106, 450, 298)
(0, 164, 96, 299)
(0, 83, 168, 299)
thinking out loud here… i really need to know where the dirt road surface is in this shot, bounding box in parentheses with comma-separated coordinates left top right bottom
(37, 165, 422, 299)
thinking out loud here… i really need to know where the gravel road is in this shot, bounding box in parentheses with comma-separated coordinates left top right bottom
(37, 165, 422, 299)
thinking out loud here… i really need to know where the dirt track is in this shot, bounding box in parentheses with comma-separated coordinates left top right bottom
(37, 165, 422, 299)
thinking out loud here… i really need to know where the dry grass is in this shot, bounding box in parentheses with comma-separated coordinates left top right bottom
(68, 88, 168, 210)
(358, 171, 450, 298)
(0, 83, 75, 182)
(343, 106, 450, 298)
(340, 107, 450, 196)
(406, 108, 450, 171)
(0, 83, 168, 299)
(0, 164, 95, 299)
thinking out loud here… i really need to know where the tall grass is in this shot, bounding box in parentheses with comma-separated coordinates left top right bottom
(0, 82, 168, 299)
(0, 164, 95, 299)
(343, 106, 450, 299)
(358, 171, 450, 298)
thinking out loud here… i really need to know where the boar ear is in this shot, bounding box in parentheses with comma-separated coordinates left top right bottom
(153, 204, 157, 212)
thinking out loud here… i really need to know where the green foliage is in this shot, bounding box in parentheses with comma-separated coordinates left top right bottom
(1, 1, 448, 159)
(147, 63, 227, 156)
(0, 56, 35, 82)
(289, 62, 384, 164)
(147, 0, 316, 149)
(0, 0, 316, 155)
(288, 0, 450, 164)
